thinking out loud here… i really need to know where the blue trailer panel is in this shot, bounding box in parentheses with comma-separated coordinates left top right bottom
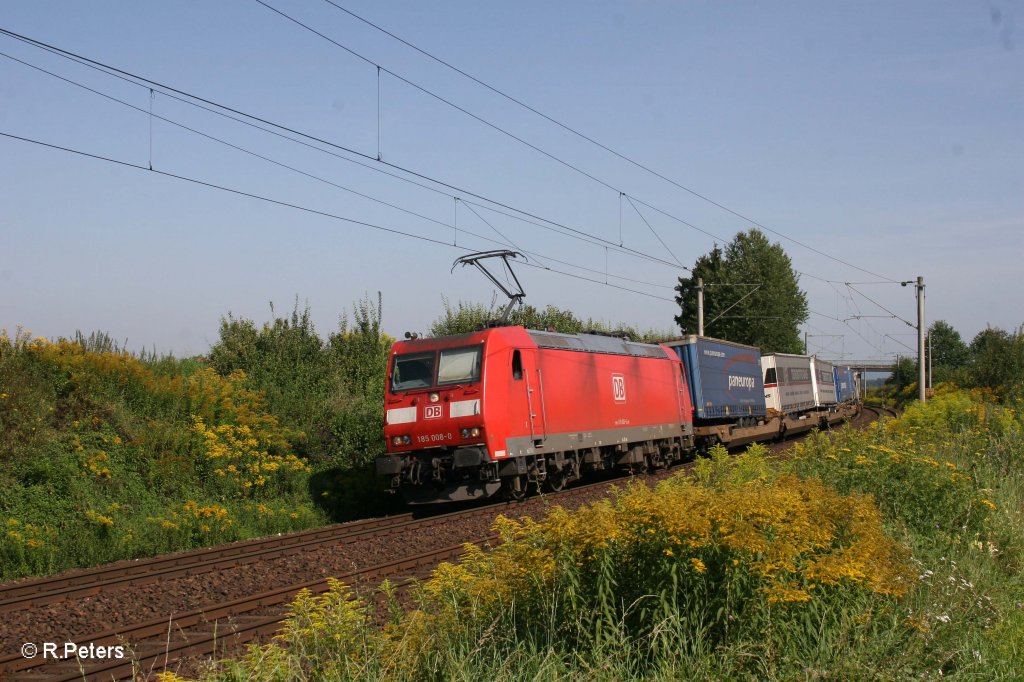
(663, 336, 766, 420)
(834, 366, 855, 403)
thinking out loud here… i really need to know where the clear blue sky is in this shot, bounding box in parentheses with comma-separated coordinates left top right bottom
(1, 1, 1020, 362)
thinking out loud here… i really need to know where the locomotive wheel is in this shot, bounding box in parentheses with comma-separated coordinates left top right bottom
(544, 466, 567, 493)
(505, 475, 529, 501)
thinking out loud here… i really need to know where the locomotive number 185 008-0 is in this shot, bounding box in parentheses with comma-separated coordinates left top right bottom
(416, 433, 453, 444)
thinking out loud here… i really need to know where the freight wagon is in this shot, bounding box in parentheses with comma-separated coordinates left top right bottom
(662, 336, 789, 449)
(761, 353, 858, 438)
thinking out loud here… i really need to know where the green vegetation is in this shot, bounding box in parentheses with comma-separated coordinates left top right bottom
(883, 320, 1024, 405)
(5, 289, 1024, 679)
(674, 229, 809, 353)
(0, 328, 320, 580)
(430, 299, 674, 342)
(173, 387, 1024, 681)
(0, 296, 394, 581)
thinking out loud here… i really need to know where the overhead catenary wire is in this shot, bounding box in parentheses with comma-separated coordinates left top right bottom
(623, 195, 683, 267)
(2, 24, 915, 350)
(846, 283, 917, 329)
(809, 309, 888, 358)
(0, 130, 676, 303)
(310, 0, 901, 283)
(0, 26, 686, 275)
(1, 49, 677, 294)
(252, 0, 624, 196)
(459, 200, 547, 269)
(253, 2, 899, 284)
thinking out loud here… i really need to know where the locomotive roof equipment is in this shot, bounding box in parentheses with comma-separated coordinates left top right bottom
(451, 250, 526, 324)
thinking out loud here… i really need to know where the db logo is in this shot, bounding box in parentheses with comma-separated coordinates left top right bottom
(611, 374, 627, 403)
(424, 405, 443, 420)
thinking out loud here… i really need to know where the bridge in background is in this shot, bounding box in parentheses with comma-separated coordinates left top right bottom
(846, 362, 898, 372)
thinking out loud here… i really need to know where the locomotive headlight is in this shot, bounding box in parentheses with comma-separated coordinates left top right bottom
(429, 393, 440, 403)
(470, 427, 481, 438)
(460, 428, 469, 438)
(402, 435, 411, 445)
(392, 436, 403, 446)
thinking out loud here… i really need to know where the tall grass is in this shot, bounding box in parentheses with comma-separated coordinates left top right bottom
(175, 387, 1024, 681)
(0, 326, 323, 579)
(0, 295, 394, 581)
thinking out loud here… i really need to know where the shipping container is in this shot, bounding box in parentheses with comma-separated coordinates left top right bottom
(834, 366, 856, 403)
(812, 358, 838, 407)
(761, 353, 816, 414)
(663, 336, 766, 421)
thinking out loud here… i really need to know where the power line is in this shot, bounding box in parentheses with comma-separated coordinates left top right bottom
(1, 48, 678, 296)
(253, 0, 710, 282)
(0, 26, 686, 275)
(809, 309, 887, 357)
(623, 195, 684, 267)
(1, 22, 911, 339)
(0, 49, 451, 231)
(253, 0, 623, 196)
(846, 283, 916, 328)
(0, 130, 675, 302)
(310, 0, 900, 283)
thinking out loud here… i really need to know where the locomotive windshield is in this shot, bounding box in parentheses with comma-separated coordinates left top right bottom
(437, 347, 481, 385)
(391, 352, 435, 391)
(390, 345, 482, 392)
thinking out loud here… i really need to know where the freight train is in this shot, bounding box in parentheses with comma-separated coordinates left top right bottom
(375, 326, 860, 504)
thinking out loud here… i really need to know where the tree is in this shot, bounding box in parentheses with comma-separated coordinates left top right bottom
(674, 229, 808, 353)
(885, 356, 918, 393)
(968, 326, 1024, 397)
(926, 320, 970, 386)
(928, 320, 969, 369)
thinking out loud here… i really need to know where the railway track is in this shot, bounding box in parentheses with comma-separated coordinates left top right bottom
(1, 403, 890, 681)
(1, 537, 492, 682)
(0, 473, 650, 681)
(0, 514, 415, 613)
(862, 403, 899, 421)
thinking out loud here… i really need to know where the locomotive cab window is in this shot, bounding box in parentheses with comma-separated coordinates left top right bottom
(391, 352, 435, 392)
(512, 350, 523, 380)
(437, 346, 482, 385)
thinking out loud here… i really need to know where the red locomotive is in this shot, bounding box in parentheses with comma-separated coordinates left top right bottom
(376, 251, 859, 504)
(376, 326, 695, 504)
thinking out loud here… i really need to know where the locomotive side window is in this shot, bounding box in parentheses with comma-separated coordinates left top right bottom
(764, 368, 777, 384)
(391, 352, 435, 392)
(437, 346, 482, 385)
(512, 350, 523, 380)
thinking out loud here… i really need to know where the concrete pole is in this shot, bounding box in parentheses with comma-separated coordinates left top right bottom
(917, 276, 926, 402)
(697, 277, 704, 336)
